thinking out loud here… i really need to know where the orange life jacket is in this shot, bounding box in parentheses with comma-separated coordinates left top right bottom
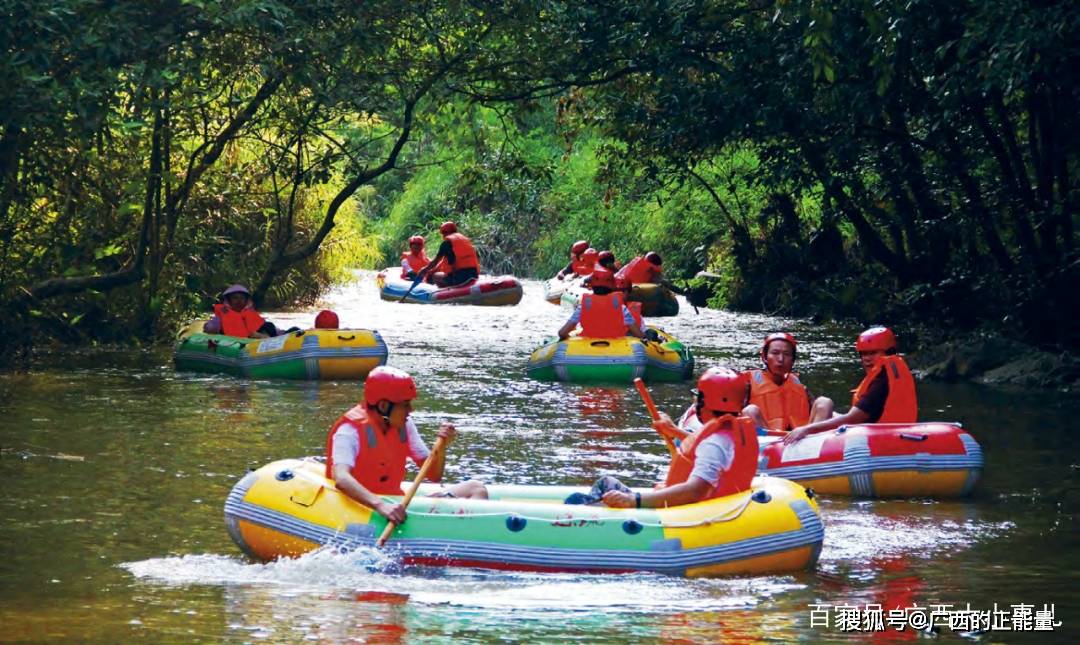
(851, 355, 918, 423)
(747, 369, 811, 431)
(325, 404, 409, 495)
(444, 233, 479, 271)
(213, 303, 265, 338)
(401, 250, 430, 276)
(663, 415, 759, 499)
(580, 292, 628, 338)
(571, 257, 594, 276)
(616, 256, 662, 285)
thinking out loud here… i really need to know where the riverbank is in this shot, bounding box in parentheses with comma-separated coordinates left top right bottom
(909, 335, 1080, 393)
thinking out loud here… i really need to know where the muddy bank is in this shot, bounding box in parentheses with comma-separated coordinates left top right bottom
(910, 336, 1079, 393)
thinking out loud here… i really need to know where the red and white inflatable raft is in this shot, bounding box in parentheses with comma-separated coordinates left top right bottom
(678, 409, 983, 498)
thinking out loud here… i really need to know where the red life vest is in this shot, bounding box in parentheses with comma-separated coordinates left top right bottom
(325, 404, 409, 496)
(444, 233, 479, 271)
(401, 250, 430, 277)
(213, 303, 265, 337)
(616, 256, 662, 285)
(747, 369, 811, 431)
(571, 257, 594, 276)
(663, 415, 759, 499)
(851, 355, 918, 423)
(580, 292, 628, 338)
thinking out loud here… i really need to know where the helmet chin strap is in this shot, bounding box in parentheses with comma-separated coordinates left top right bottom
(375, 401, 395, 425)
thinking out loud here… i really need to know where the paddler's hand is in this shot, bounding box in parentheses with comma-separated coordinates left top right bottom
(601, 490, 635, 508)
(377, 501, 407, 524)
(436, 423, 457, 445)
(651, 413, 678, 439)
(784, 426, 810, 444)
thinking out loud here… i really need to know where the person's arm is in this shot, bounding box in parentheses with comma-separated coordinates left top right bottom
(651, 412, 689, 443)
(330, 424, 405, 522)
(603, 477, 712, 509)
(203, 315, 222, 334)
(784, 407, 870, 444)
(418, 243, 450, 278)
(623, 306, 644, 338)
(558, 306, 581, 340)
(555, 260, 574, 279)
(405, 419, 455, 482)
(333, 463, 406, 523)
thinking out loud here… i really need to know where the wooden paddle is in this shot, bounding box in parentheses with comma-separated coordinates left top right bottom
(375, 434, 449, 547)
(633, 377, 687, 458)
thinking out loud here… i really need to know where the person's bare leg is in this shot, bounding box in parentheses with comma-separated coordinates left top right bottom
(742, 403, 768, 429)
(809, 396, 834, 423)
(447, 479, 488, 499)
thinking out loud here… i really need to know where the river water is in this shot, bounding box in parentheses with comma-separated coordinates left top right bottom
(1, 272, 1075, 643)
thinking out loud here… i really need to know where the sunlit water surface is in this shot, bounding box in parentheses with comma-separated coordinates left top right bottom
(1, 272, 1076, 642)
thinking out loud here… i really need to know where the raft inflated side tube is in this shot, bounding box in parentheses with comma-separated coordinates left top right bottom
(527, 328, 693, 384)
(756, 422, 983, 498)
(224, 458, 824, 578)
(376, 268, 523, 306)
(175, 326, 388, 380)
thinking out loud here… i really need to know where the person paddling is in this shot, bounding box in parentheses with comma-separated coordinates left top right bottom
(783, 327, 918, 444)
(616, 251, 665, 286)
(555, 240, 592, 280)
(557, 268, 644, 341)
(326, 366, 488, 525)
(568, 367, 759, 508)
(416, 221, 480, 287)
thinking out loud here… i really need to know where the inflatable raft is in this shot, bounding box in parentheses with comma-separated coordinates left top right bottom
(224, 458, 824, 578)
(175, 322, 387, 380)
(527, 328, 694, 383)
(560, 283, 679, 317)
(679, 410, 983, 498)
(543, 274, 583, 304)
(376, 268, 522, 306)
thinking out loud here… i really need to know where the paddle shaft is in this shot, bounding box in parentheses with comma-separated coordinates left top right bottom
(633, 377, 678, 457)
(398, 276, 423, 303)
(375, 434, 449, 547)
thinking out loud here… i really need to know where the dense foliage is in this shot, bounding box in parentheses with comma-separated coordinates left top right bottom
(2, 0, 1076, 362)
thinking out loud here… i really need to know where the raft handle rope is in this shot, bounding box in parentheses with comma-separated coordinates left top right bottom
(404, 495, 754, 530)
(337, 334, 355, 341)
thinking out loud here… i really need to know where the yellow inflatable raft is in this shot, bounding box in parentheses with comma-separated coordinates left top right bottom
(224, 458, 824, 578)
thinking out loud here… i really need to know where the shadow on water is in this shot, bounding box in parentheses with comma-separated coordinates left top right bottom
(1, 271, 1076, 642)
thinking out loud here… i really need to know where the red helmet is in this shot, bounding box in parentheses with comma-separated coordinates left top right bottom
(314, 310, 339, 329)
(582, 248, 599, 263)
(697, 367, 747, 414)
(761, 332, 797, 361)
(597, 250, 615, 264)
(644, 251, 662, 266)
(439, 221, 457, 235)
(856, 326, 897, 353)
(408, 235, 424, 246)
(364, 366, 417, 405)
(589, 268, 616, 290)
(571, 240, 589, 255)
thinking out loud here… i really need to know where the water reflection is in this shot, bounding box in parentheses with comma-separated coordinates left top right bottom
(2, 271, 1078, 642)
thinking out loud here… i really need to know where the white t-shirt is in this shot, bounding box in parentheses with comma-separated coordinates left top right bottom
(331, 418, 430, 470)
(688, 433, 735, 487)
